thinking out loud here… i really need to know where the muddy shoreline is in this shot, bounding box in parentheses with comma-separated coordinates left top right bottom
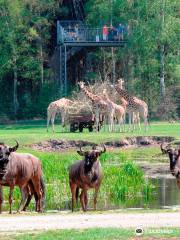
(31, 136, 175, 152)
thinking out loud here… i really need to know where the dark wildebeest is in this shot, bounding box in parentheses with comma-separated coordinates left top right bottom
(69, 144, 106, 212)
(0, 141, 45, 213)
(161, 143, 180, 188)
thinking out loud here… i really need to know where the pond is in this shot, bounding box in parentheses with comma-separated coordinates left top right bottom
(148, 177, 180, 209)
(95, 177, 180, 210)
(2, 176, 180, 212)
(63, 176, 180, 211)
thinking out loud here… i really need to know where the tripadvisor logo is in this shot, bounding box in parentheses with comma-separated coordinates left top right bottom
(135, 227, 143, 236)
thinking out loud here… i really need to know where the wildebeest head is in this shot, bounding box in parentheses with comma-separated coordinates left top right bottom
(0, 140, 19, 162)
(77, 145, 106, 171)
(161, 143, 180, 176)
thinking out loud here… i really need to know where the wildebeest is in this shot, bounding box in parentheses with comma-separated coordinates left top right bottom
(161, 143, 180, 188)
(0, 141, 45, 213)
(69, 144, 106, 212)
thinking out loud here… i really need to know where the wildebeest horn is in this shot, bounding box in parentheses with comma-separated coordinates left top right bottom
(100, 144, 106, 154)
(160, 143, 171, 154)
(79, 146, 84, 153)
(77, 145, 86, 156)
(9, 140, 19, 152)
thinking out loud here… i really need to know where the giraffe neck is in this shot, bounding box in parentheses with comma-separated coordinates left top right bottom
(103, 93, 110, 102)
(120, 97, 128, 107)
(81, 86, 97, 102)
(115, 86, 133, 102)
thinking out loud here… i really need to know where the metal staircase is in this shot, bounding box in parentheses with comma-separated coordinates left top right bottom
(59, 46, 67, 96)
(58, 0, 85, 95)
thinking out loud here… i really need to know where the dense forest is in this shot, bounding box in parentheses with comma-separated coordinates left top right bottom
(0, 0, 179, 121)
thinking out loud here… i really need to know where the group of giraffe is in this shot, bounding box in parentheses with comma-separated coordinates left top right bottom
(47, 79, 148, 132)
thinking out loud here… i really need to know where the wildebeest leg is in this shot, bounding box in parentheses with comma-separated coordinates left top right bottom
(9, 186, 14, 214)
(22, 185, 33, 212)
(70, 182, 77, 212)
(177, 179, 180, 189)
(32, 178, 42, 212)
(23, 182, 38, 212)
(0, 185, 3, 213)
(18, 186, 28, 212)
(83, 190, 88, 211)
(80, 190, 85, 211)
(94, 185, 100, 210)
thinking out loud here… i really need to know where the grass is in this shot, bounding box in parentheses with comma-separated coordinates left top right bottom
(0, 121, 179, 211)
(2, 228, 180, 240)
(0, 121, 179, 146)
(2, 149, 152, 211)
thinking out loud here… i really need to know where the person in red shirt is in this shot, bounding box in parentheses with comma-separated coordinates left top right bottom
(102, 24, 108, 41)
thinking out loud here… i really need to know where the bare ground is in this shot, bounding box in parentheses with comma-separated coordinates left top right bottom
(0, 211, 180, 233)
(31, 136, 174, 152)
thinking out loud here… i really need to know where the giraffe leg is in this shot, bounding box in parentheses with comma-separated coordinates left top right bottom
(139, 108, 148, 132)
(137, 113, 141, 131)
(123, 115, 126, 132)
(61, 110, 66, 132)
(108, 115, 113, 132)
(117, 117, 121, 132)
(144, 117, 148, 132)
(128, 112, 132, 132)
(47, 109, 51, 132)
(132, 112, 136, 132)
(122, 114, 126, 132)
(50, 111, 56, 133)
(95, 110, 100, 132)
(110, 110, 115, 132)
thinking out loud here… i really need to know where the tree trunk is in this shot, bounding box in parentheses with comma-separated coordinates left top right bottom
(160, 0, 165, 101)
(13, 55, 18, 117)
(39, 41, 44, 87)
(160, 44, 165, 100)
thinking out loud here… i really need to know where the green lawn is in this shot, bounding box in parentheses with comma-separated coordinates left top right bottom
(0, 121, 179, 146)
(2, 228, 180, 240)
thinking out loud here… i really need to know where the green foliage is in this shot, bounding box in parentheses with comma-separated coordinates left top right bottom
(0, 0, 179, 119)
(103, 161, 152, 205)
(0, 0, 60, 119)
(85, 0, 180, 118)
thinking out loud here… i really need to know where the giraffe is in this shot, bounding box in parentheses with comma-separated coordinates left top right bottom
(47, 98, 73, 132)
(78, 82, 108, 132)
(116, 79, 141, 131)
(115, 79, 148, 131)
(102, 89, 125, 132)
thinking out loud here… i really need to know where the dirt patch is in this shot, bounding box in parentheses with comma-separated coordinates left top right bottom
(31, 136, 174, 152)
(138, 162, 170, 177)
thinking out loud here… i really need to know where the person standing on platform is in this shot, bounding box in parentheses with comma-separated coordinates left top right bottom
(117, 23, 123, 40)
(102, 24, 108, 41)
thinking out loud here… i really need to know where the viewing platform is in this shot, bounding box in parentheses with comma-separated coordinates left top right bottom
(55, 20, 128, 96)
(57, 21, 127, 47)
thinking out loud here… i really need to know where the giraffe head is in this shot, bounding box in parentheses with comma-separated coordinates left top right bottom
(78, 81, 85, 89)
(102, 88, 107, 95)
(117, 78, 124, 89)
(102, 89, 108, 99)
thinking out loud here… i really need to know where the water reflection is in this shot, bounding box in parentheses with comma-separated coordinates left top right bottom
(85, 177, 180, 210)
(150, 177, 180, 209)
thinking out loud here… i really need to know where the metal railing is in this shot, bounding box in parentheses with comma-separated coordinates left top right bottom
(57, 21, 127, 44)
